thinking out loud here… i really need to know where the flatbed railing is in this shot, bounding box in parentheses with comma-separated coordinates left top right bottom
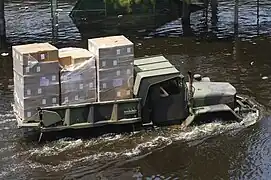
(16, 98, 142, 131)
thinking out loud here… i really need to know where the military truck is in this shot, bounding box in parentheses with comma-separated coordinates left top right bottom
(14, 55, 260, 142)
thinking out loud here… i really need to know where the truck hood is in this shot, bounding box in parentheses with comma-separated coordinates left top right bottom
(186, 81, 237, 108)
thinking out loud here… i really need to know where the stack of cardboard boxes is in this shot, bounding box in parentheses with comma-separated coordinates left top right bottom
(12, 43, 60, 120)
(58, 47, 97, 105)
(12, 35, 135, 121)
(88, 35, 134, 101)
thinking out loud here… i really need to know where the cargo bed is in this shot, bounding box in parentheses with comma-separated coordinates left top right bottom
(16, 98, 142, 133)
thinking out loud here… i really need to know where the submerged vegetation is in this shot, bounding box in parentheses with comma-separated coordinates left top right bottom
(105, 0, 156, 7)
(105, 0, 156, 12)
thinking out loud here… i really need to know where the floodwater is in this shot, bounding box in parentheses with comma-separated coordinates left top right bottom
(0, 0, 271, 179)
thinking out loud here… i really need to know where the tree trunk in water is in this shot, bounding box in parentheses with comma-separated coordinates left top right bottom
(203, 0, 208, 24)
(257, 0, 260, 35)
(211, 0, 218, 25)
(51, 0, 58, 43)
(0, 0, 6, 50)
(182, 0, 191, 26)
(234, 0, 239, 35)
(182, 0, 192, 35)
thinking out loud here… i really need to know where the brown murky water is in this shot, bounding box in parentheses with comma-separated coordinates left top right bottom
(0, 0, 271, 179)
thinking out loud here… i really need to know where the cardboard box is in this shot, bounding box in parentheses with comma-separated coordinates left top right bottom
(58, 47, 95, 67)
(88, 35, 135, 102)
(88, 35, 134, 59)
(13, 60, 60, 77)
(12, 42, 61, 120)
(14, 106, 38, 121)
(61, 79, 96, 93)
(61, 78, 97, 105)
(14, 91, 59, 110)
(13, 69, 60, 120)
(97, 65, 134, 101)
(98, 64, 133, 80)
(60, 55, 97, 105)
(96, 59, 134, 102)
(14, 83, 59, 99)
(13, 70, 59, 91)
(99, 85, 133, 101)
(61, 90, 96, 105)
(12, 42, 59, 66)
(97, 56, 133, 70)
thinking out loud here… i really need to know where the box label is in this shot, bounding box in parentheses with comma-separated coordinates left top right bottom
(40, 77, 50, 86)
(79, 84, 84, 89)
(113, 60, 117, 66)
(127, 47, 131, 53)
(38, 88, 42, 94)
(52, 75, 56, 81)
(26, 89, 31, 96)
(25, 67, 30, 73)
(102, 83, 107, 89)
(89, 82, 93, 89)
(41, 54, 45, 60)
(42, 99, 47, 105)
(36, 66, 40, 72)
(27, 111, 32, 118)
(102, 61, 106, 67)
(113, 78, 123, 87)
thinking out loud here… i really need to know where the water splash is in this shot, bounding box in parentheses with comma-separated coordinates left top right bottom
(7, 110, 259, 176)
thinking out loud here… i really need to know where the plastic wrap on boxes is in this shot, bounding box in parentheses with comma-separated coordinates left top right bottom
(13, 70, 59, 99)
(88, 35, 135, 101)
(12, 43, 60, 121)
(14, 91, 59, 109)
(60, 57, 97, 105)
(13, 70, 60, 110)
(58, 47, 96, 68)
(14, 90, 59, 121)
(88, 35, 134, 59)
(97, 62, 134, 101)
(13, 55, 60, 77)
(12, 43, 59, 76)
(13, 92, 38, 121)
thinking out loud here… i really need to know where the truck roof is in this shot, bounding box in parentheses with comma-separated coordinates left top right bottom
(133, 55, 182, 106)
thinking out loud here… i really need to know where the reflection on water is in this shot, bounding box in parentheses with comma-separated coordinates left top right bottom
(0, 0, 271, 179)
(4, 0, 270, 45)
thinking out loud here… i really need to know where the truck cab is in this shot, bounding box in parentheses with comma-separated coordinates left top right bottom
(133, 55, 189, 125)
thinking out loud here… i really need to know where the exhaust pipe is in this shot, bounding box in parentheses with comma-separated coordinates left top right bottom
(187, 71, 194, 112)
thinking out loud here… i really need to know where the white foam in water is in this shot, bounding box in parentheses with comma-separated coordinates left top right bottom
(0, 118, 16, 125)
(84, 134, 124, 148)
(0, 127, 11, 131)
(103, 134, 122, 141)
(30, 139, 84, 157)
(3, 110, 259, 175)
(58, 139, 83, 152)
(123, 136, 172, 157)
(0, 114, 16, 119)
